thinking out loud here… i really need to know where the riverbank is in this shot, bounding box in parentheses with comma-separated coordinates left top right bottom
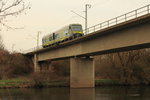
(0, 78, 149, 89)
(0, 78, 69, 88)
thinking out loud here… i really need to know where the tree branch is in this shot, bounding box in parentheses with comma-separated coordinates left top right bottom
(0, 0, 30, 30)
(0, 0, 23, 13)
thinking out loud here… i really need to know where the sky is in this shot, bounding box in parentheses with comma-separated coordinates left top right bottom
(1, 0, 150, 52)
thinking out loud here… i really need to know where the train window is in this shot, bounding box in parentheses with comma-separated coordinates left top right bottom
(71, 25, 82, 31)
(49, 36, 53, 41)
(55, 34, 59, 39)
(69, 26, 71, 29)
(42, 39, 44, 43)
(53, 33, 55, 40)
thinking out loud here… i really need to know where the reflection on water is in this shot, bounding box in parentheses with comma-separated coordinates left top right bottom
(70, 88, 95, 100)
(0, 88, 70, 100)
(0, 86, 150, 100)
(95, 86, 150, 100)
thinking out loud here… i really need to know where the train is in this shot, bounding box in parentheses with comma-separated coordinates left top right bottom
(42, 24, 84, 48)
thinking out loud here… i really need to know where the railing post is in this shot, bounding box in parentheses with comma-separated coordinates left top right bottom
(116, 17, 117, 24)
(85, 29, 87, 35)
(125, 14, 127, 21)
(100, 24, 102, 29)
(87, 28, 89, 34)
(108, 21, 109, 27)
(93, 26, 95, 32)
(148, 5, 149, 14)
(135, 10, 137, 18)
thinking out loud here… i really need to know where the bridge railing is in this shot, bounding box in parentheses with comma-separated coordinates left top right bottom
(24, 4, 150, 54)
(84, 4, 150, 34)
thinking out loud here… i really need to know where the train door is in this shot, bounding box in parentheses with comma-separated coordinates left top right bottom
(53, 33, 55, 40)
(69, 26, 73, 36)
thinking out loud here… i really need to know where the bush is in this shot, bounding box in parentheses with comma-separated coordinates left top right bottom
(95, 49, 150, 85)
(30, 71, 61, 88)
(8, 53, 33, 77)
(0, 50, 33, 79)
(52, 59, 70, 77)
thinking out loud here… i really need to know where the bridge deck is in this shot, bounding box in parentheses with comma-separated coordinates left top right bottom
(24, 4, 150, 61)
(26, 13, 150, 55)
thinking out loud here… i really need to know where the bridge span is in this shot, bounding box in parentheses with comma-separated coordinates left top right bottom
(25, 5, 150, 88)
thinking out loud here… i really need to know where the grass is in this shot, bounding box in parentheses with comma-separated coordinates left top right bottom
(43, 80, 69, 87)
(0, 78, 69, 88)
(0, 78, 32, 88)
(0, 78, 124, 88)
(95, 79, 123, 86)
(0, 79, 30, 83)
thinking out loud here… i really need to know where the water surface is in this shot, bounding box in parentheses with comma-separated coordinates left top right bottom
(0, 86, 150, 100)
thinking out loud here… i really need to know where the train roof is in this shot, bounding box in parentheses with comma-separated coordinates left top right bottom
(42, 23, 82, 39)
(69, 23, 82, 26)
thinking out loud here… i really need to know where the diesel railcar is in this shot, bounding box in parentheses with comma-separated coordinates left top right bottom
(42, 24, 83, 48)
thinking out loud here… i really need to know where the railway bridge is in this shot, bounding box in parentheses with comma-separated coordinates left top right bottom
(25, 4, 150, 88)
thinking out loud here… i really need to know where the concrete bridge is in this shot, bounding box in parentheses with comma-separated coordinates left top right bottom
(25, 4, 150, 88)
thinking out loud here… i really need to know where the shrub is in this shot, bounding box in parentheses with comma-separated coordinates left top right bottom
(0, 50, 33, 79)
(52, 59, 70, 77)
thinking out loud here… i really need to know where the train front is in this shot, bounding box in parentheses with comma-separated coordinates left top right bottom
(70, 24, 84, 38)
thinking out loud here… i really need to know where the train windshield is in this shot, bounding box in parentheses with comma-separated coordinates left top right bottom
(71, 25, 82, 31)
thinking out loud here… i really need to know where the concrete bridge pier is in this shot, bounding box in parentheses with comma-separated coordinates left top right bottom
(34, 54, 40, 72)
(34, 54, 52, 72)
(70, 57, 95, 88)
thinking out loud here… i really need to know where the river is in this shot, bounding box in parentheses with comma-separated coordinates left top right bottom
(0, 86, 150, 100)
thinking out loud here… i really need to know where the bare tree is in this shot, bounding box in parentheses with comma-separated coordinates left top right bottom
(116, 50, 143, 84)
(0, 0, 30, 49)
(0, 0, 30, 29)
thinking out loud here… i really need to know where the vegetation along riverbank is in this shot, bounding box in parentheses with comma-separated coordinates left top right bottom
(0, 48, 150, 88)
(0, 79, 129, 89)
(0, 78, 150, 89)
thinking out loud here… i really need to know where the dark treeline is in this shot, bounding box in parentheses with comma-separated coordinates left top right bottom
(32, 49, 150, 85)
(0, 44, 150, 85)
(95, 49, 150, 85)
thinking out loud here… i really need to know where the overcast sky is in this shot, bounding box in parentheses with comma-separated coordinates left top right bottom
(1, 0, 150, 52)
